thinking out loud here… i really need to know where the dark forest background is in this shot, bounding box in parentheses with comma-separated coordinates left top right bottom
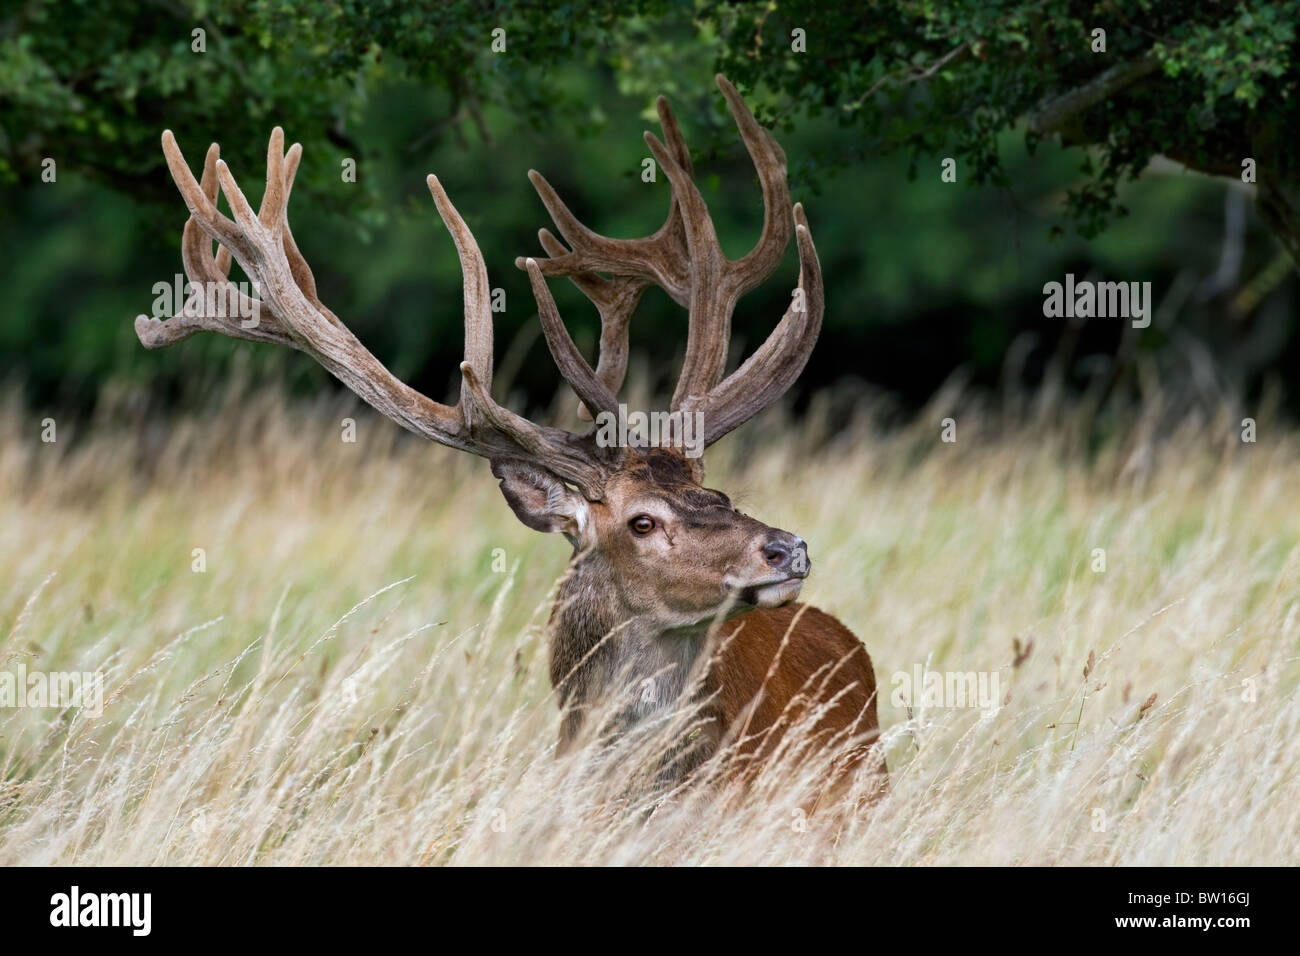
(3, 0, 1299, 428)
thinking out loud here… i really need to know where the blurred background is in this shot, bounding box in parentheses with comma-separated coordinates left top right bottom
(3, 0, 1298, 431)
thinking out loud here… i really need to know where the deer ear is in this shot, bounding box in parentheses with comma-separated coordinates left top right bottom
(491, 459, 591, 539)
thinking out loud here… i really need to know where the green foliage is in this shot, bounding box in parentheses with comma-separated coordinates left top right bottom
(0, 0, 630, 206)
(15, 1, 1295, 239)
(1, 1, 1296, 415)
(708, 0, 1300, 240)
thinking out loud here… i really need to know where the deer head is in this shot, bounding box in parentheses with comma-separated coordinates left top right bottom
(136, 75, 824, 741)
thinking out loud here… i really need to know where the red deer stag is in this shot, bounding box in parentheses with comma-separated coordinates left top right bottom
(134, 75, 886, 805)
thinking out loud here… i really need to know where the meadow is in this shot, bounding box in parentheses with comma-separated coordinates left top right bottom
(2, 381, 1297, 865)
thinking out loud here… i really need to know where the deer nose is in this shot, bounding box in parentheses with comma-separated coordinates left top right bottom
(762, 534, 810, 578)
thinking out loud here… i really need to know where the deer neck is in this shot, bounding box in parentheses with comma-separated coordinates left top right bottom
(547, 552, 713, 747)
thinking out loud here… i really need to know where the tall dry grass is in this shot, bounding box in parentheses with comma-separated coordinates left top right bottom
(1, 382, 1298, 865)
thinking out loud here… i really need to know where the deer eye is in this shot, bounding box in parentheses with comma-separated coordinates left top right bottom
(629, 515, 656, 535)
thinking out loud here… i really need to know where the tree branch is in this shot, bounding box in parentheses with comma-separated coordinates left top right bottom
(1030, 51, 1160, 136)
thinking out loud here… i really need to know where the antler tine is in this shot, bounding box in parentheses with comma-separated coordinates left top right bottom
(277, 141, 340, 330)
(658, 75, 797, 411)
(642, 122, 730, 411)
(426, 174, 496, 406)
(523, 257, 620, 421)
(199, 142, 234, 278)
(690, 204, 824, 445)
(136, 129, 616, 499)
(715, 74, 794, 297)
(535, 228, 644, 420)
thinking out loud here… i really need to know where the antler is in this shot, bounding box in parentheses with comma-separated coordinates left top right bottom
(518, 74, 823, 445)
(135, 127, 618, 497)
(137, 75, 818, 490)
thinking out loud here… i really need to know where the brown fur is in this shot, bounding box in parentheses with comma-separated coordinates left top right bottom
(708, 603, 887, 800)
